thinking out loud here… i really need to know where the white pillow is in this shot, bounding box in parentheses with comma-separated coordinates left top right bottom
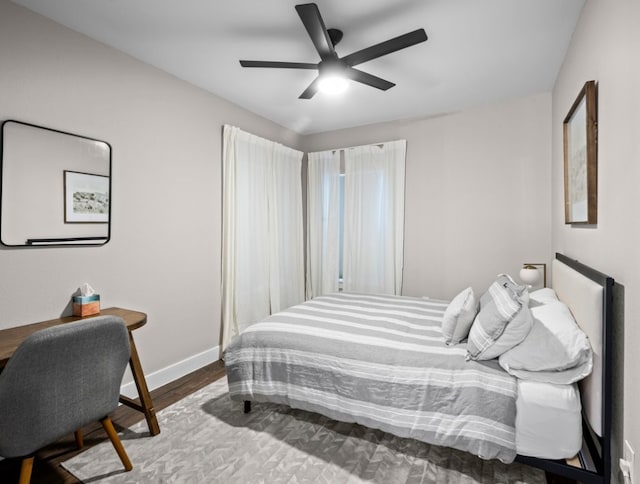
(498, 300, 593, 384)
(529, 288, 559, 306)
(441, 287, 477, 345)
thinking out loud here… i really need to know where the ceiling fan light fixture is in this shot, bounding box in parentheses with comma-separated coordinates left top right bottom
(239, 3, 428, 99)
(318, 75, 349, 95)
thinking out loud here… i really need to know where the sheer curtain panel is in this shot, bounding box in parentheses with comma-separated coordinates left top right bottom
(343, 140, 406, 294)
(269, 143, 306, 312)
(306, 150, 341, 298)
(221, 125, 304, 350)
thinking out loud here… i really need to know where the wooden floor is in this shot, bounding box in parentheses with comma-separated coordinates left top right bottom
(0, 359, 576, 484)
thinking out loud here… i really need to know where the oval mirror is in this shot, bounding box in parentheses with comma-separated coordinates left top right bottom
(1, 120, 111, 246)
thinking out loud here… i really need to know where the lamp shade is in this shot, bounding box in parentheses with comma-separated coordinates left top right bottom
(519, 266, 541, 286)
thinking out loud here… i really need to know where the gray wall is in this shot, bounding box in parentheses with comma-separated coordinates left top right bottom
(303, 93, 553, 300)
(552, 1, 640, 481)
(0, 0, 302, 384)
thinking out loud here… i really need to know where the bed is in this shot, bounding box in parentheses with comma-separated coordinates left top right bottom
(224, 253, 613, 484)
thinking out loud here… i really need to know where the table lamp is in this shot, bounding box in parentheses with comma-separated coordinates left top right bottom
(519, 263, 547, 288)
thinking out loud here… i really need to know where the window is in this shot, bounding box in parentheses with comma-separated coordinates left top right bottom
(307, 140, 406, 297)
(338, 173, 345, 287)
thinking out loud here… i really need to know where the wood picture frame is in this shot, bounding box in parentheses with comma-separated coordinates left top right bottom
(563, 80, 598, 224)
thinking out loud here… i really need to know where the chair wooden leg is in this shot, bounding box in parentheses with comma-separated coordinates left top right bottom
(74, 429, 84, 449)
(19, 456, 34, 484)
(100, 417, 133, 472)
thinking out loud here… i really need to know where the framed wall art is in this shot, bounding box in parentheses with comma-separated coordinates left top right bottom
(563, 80, 598, 224)
(64, 170, 110, 223)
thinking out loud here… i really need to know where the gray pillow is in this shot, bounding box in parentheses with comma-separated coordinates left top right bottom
(441, 287, 477, 345)
(479, 273, 527, 307)
(467, 281, 533, 360)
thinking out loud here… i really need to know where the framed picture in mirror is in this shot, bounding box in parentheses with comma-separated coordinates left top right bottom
(64, 170, 110, 223)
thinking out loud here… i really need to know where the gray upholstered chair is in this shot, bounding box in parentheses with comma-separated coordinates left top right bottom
(0, 315, 133, 483)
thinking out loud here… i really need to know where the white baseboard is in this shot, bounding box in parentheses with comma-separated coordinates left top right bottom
(120, 346, 220, 399)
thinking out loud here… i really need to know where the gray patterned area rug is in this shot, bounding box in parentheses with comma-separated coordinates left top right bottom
(62, 377, 546, 483)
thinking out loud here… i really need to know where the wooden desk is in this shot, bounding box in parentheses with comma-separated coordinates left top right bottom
(0, 307, 160, 436)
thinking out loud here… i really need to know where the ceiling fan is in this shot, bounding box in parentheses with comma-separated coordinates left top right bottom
(239, 3, 428, 99)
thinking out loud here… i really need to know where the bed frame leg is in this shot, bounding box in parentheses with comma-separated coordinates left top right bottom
(244, 400, 251, 413)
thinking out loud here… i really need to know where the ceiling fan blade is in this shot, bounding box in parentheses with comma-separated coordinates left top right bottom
(295, 3, 336, 61)
(240, 60, 318, 69)
(299, 76, 321, 99)
(344, 67, 395, 91)
(342, 29, 428, 67)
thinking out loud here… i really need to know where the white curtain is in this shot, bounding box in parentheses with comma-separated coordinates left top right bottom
(269, 143, 306, 311)
(306, 150, 341, 298)
(343, 140, 406, 294)
(221, 125, 304, 350)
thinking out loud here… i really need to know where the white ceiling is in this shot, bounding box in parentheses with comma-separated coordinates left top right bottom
(12, 0, 585, 135)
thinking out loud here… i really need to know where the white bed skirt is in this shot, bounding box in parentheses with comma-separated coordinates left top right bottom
(515, 379, 582, 459)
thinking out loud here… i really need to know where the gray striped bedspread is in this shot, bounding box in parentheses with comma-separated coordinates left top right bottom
(224, 292, 518, 463)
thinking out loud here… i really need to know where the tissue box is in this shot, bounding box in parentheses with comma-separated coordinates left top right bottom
(72, 294, 100, 317)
